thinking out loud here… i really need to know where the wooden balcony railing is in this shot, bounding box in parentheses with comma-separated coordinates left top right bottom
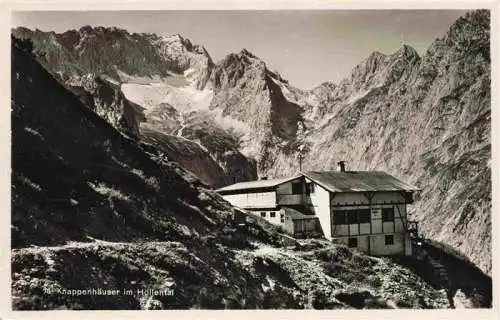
(276, 194, 305, 205)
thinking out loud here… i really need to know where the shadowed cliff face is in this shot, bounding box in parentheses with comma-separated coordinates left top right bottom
(12, 10, 491, 275)
(11, 37, 235, 247)
(65, 74, 146, 139)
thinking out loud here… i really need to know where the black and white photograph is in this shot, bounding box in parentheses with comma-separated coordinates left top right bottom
(3, 2, 496, 315)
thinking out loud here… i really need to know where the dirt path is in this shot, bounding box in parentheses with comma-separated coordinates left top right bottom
(422, 241, 492, 308)
(390, 240, 492, 308)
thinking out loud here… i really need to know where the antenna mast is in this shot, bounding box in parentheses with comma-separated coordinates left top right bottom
(298, 145, 304, 172)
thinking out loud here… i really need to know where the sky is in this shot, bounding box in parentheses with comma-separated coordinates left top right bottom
(12, 10, 469, 89)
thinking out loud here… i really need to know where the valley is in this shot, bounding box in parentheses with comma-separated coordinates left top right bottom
(9, 9, 492, 310)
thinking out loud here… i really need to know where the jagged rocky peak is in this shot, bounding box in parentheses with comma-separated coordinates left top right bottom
(164, 33, 194, 47)
(78, 25, 127, 35)
(211, 48, 269, 91)
(14, 24, 245, 91)
(358, 44, 420, 74)
(151, 33, 214, 89)
(12, 27, 57, 43)
(157, 33, 212, 58)
(221, 48, 265, 69)
(267, 67, 289, 84)
(416, 10, 490, 95)
(239, 48, 258, 58)
(79, 24, 96, 34)
(364, 50, 388, 65)
(445, 9, 490, 41)
(13, 26, 215, 89)
(435, 9, 490, 61)
(208, 44, 305, 160)
(338, 44, 421, 93)
(210, 47, 295, 105)
(11, 26, 37, 38)
(392, 44, 420, 60)
(212, 48, 290, 93)
(312, 81, 337, 92)
(56, 25, 132, 48)
(163, 32, 188, 43)
(306, 81, 338, 106)
(345, 50, 388, 86)
(368, 50, 386, 58)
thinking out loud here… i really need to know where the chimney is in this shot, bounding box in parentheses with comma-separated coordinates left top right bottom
(298, 152, 303, 172)
(337, 161, 346, 172)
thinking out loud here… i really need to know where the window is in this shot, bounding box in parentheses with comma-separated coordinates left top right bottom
(385, 235, 394, 245)
(358, 209, 371, 223)
(333, 209, 371, 225)
(348, 237, 358, 248)
(270, 212, 276, 218)
(306, 182, 315, 194)
(291, 182, 302, 194)
(261, 212, 266, 218)
(346, 211, 358, 224)
(333, 211, 347, 224)
(382, 208, 394, 222)
(280, 214, 285, 223)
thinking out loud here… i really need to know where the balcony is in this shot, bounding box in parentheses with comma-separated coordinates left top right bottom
(277, 194, 305, 205)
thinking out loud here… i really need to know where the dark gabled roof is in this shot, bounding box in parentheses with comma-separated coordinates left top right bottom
(302, 171, 420, 193)
(216, 171, 420, 195)
(216, 174, 302, 193)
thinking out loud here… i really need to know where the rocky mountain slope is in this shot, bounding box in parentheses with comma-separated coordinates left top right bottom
(294, 10, 491, 275)
(189, 10, 492, 275)
(12, 9, 491, 275)
(12, 27, 256, 188)
(11, 37, 468, 310)
(209, 49, 305, 165)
